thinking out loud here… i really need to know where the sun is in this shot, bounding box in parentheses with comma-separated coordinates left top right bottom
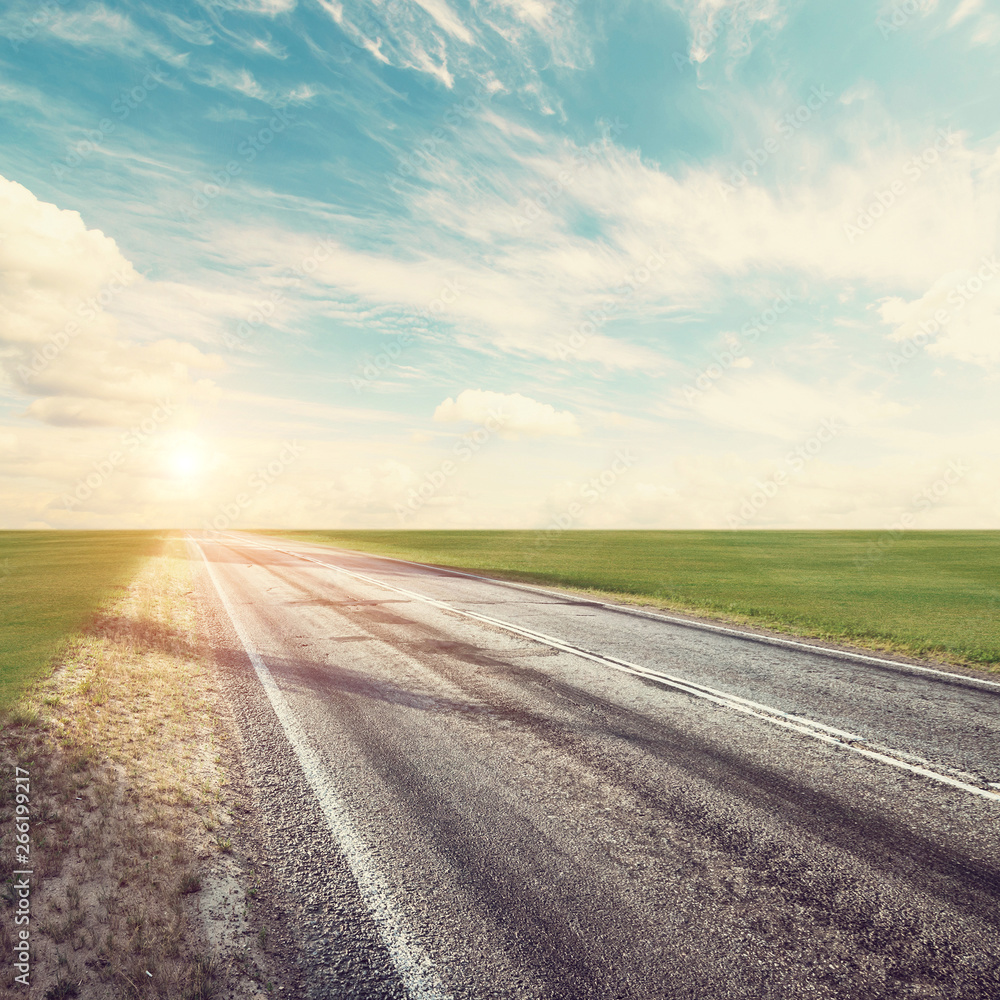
(164, 437, 208, 480)
(169, 450, 202, 478)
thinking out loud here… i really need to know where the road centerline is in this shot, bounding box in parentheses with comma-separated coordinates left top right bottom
(228, 534, 1000, 804)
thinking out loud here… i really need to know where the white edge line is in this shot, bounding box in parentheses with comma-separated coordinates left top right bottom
(242, 533, 1000, 695)
(192, 538, 452, 1000)
(243, 537, 1000, 805)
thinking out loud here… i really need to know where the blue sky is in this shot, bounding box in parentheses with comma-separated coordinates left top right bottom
(0, 0, 998, 529)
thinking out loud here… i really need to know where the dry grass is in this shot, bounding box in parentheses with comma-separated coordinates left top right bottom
(1, 537, 271, 998)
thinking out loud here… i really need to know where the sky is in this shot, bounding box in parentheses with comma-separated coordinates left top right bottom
(0, 0, 998, 531)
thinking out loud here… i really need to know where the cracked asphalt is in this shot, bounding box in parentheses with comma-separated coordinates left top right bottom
(189, 531, 1000, 1000)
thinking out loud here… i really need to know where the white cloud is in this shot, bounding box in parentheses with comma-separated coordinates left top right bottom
(433, 389, 581, 438)
(411, 0, 475, 43)
(154, 11, 216, 45)
(197, 66, 315, 105)
(971, 13, 1000, 44)
(192, 107, 998, 380)
(43, 4, 185, 65)
(334, 460, 419, 509)
(317, 0, 588, 102)
(878, 259, 1000, 366)
(945, 0, 1000, 42)
(199, 0, 296, 14)
(562, 130, 1000, 297)
(674, 371, 909, 441)
(949, 0, 982, 26)
(839, 82, 875, 105)
(0, 176, 223, 426)
(668, 0, 786, 64)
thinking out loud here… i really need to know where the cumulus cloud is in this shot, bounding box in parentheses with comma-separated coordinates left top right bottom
(433, 389, 581, 438)
(0, 175, 222, 426)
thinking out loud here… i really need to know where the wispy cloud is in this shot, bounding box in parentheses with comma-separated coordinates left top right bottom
(42, 4, 187, 65)
(669, 0, 788, 65)
(0, 0, 997, 528)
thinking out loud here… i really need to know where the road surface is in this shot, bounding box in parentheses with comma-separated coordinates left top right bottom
(190, 531, 1000, 1000)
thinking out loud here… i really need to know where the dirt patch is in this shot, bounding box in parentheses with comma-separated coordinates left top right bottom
(1, 537, 286, 998)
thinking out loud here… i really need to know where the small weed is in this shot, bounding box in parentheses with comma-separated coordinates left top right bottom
(214, 835, 232, 854)
(44, 979, 80, 1000)
(185, 955, 219, 1000)
(179, 873, 202, 895)
(5, 705, 40, 727)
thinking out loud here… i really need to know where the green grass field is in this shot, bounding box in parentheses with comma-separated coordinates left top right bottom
(261, 530, 1000, 670)
(0, 531, 161, 710)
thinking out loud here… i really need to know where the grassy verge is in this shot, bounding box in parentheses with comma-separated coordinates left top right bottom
(259, 530, 1000, 670)
(0, 531, 161, 710)
(1, 536, 272, 998)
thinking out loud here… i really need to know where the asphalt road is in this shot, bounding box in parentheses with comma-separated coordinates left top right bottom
(190, 531, 1000, 1000)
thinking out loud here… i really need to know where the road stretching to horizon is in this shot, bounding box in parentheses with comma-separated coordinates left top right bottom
(190, 530, 1000, 1000)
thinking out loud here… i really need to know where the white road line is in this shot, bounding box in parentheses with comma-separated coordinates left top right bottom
(228, 535, 1000, 804)
(251, 534, 1000, 694)
(193, 539, 453, 1000)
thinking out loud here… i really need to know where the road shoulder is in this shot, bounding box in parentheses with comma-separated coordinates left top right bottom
(0, 536, 292, 998)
